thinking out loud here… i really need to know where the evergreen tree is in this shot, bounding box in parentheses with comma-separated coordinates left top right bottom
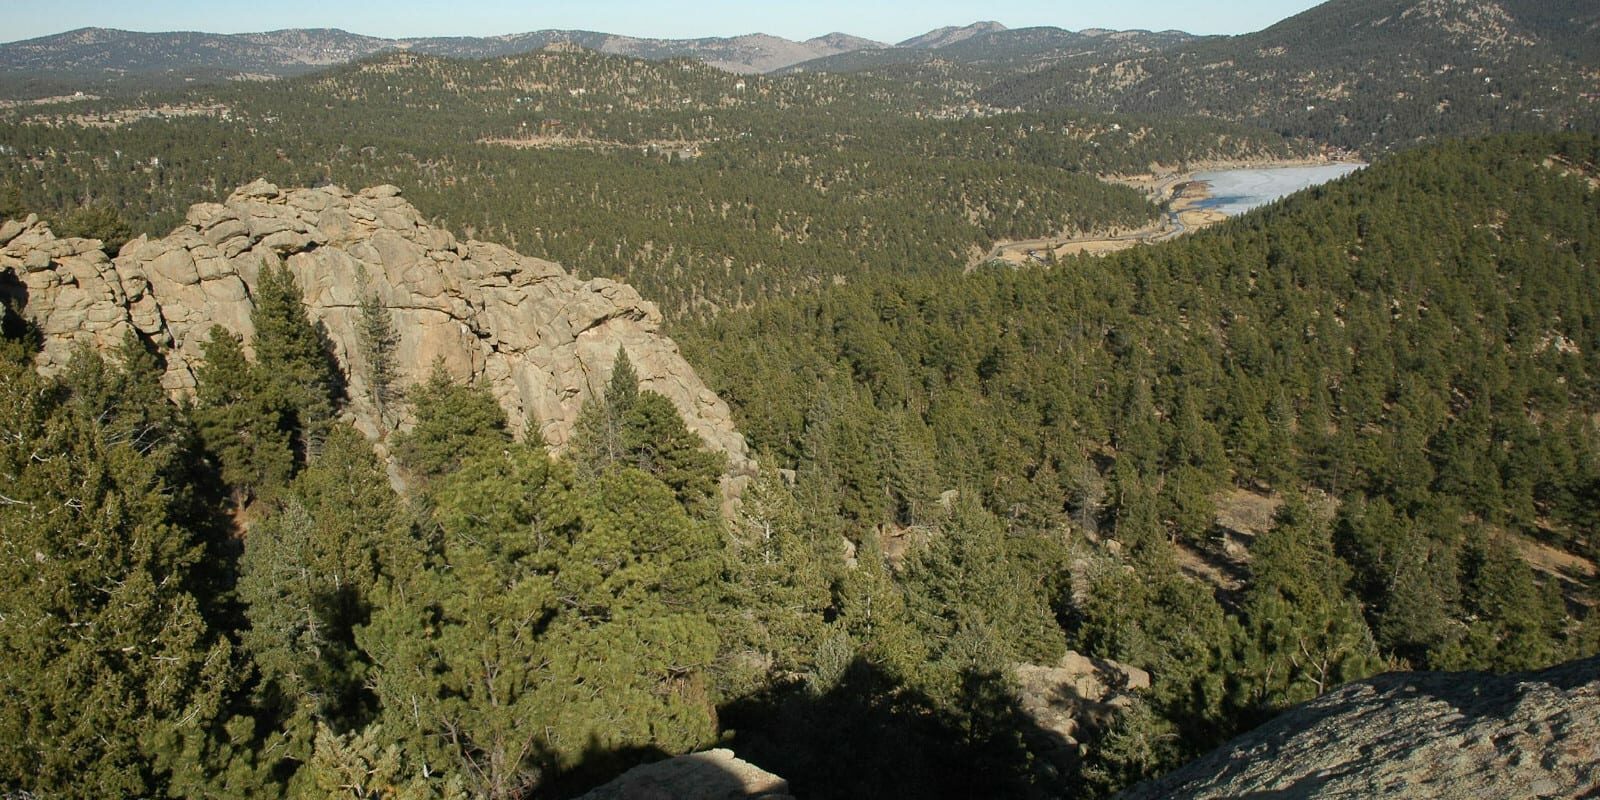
(301, 723, 467, 800)
(239, 425, 424, 783)
(56, 201, 133, 254)
(569, 348, 726, 514)
(1437, 531, 1569, 672)
(0, 343, 236, 796)
(1233, 497, 1381, 716)
(364, 448, 722, 797)
(568, 347, 640, 471)
(194, 325, 294, 504)
(363, 447, 577, 800)
(720, 468, 836, 695)
(357, 288, 401, 427)
(837, 531, 928, 682)
(905, 497, 1064, 671)
(252, 262, 342, 462)
(0, 181, 23, 222)
(391, 362, 511, 486)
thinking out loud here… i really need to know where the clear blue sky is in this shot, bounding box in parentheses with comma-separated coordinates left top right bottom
(4, 1, 1326, 44)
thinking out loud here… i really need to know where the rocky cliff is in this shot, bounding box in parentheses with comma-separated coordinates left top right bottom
(1118, 654, 1600, 800)
(0, 181, 751, 478)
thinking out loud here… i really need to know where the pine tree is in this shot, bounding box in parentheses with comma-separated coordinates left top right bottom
(357, 289, 401, 426)
(194, 325, 294, 504)
(239, 424, 423, 779)
(1233, 496, 1381, 716)
(568, 348, 726, 515)
(362, 447, 575, 800)
(364, 449, 722, 797)
(568, 347, 640, 473)
(252, 262, 341, 462)
(301, 723, 467, 800)
(905, 497, 1064, 670)
(837, 531, 928, 683)
(0, 343, 236, 795)
(391, 362, 511, 487)
(720, 468, 835, 694)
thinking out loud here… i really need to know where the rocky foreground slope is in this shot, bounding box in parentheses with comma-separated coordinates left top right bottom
(1119, 654, 1600, 799)
(0, 181, 751, 477)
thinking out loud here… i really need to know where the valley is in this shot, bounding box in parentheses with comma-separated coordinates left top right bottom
(1, 2, 1599, 799)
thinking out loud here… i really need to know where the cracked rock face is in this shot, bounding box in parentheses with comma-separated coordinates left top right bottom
(0, 181, 751, 477)
(1117, 654, 1600, 800)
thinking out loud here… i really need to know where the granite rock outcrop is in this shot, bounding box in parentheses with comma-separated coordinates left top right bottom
(1117, 654, 1600, 800)
(572, 749, 791, 800)
(0, 182, 751, 477)
(1013, 651, 1152, 783)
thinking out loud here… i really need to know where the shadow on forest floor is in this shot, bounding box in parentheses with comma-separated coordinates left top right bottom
(552, 657, 1078, 799)
(717, 657, 1075, 800)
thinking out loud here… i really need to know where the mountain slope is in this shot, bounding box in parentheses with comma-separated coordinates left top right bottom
(780, 26, 1198, 86)
(897, 21, 1008, 49)
(981, 0, 1600, 150)
(0, 27, 392, 73)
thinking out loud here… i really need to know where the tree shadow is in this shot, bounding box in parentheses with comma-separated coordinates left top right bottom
(546, 656, 1079, 799)
(0, 268, 31, 343)
(716, 657, 1074, 800)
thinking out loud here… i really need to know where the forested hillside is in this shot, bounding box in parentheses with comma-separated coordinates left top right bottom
(4, 116, 1596, 798)
(981, 0, 1600, 150)
(683, 133, 1600, 792)
(0, 49, 1308, 318)
(4, 2, 1600, 796)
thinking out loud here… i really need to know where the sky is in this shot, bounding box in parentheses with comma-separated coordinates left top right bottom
(3, 1, 1326, 44)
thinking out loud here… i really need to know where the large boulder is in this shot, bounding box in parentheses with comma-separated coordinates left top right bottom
(1117, 654, 1600, 800)
(572, 749, 791, 800)
(0, 182, 752, 480)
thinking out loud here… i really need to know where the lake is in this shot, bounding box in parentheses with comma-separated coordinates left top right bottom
(1191, 163, 1366, 216)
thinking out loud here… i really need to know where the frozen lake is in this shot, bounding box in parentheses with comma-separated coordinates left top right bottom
(1191, 163, 1366, 216)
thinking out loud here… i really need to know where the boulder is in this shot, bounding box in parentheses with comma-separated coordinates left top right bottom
(572, 749, 791, 800)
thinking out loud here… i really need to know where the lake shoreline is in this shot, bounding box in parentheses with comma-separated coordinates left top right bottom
(973, 157, 1366, 267)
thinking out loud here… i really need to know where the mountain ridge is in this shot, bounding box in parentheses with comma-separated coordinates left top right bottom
(0, 22, 961, 90)
(978, 0, 1600, 149)
(0, 18, 1202, 96)
(896, 21, 1008, 49)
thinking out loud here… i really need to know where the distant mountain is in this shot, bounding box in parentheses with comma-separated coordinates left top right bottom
(896, 21, 1008, 49)
(0, 19, 1206, 100)
(979, 0, 1600, 150)
(0, 25, 891, 97)
(0, 27, 392, 74)
(779, 25, 1201, 91)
